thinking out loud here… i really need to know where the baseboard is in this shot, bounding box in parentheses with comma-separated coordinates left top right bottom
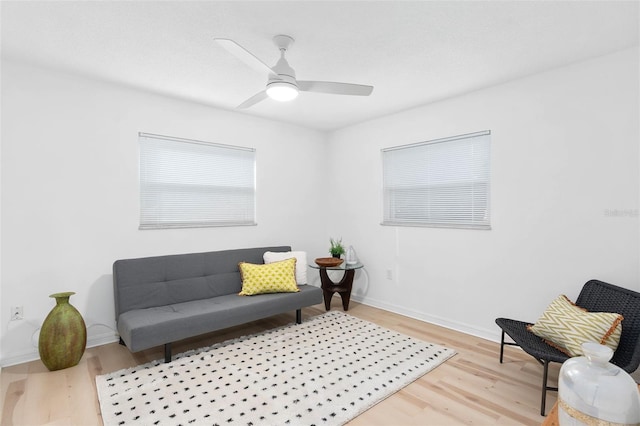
(0, 330, 119, 368)
(351, 294, 500, 343)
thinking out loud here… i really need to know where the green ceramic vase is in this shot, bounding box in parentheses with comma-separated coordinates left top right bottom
(38, 292, 87, 371)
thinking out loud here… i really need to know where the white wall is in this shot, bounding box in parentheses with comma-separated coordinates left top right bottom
(0, 60, 328, 366)
(2, 47, 638, 367)
(326, 48, 640, 340)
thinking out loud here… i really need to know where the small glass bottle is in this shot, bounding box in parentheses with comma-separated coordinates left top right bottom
(558, 341, 640, 425)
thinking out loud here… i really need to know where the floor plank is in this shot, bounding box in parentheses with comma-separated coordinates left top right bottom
(2, 300, 554, 425)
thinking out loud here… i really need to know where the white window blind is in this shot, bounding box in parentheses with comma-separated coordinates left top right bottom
(139, 133, 256, 229)
(382, 130, 491, 229)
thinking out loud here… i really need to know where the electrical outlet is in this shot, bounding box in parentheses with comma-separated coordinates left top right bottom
(386, 269, 393, 280)
(11, 306, 23, 321)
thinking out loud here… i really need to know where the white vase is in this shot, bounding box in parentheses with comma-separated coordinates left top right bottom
(558, 342, 640, 425)
(346, 246, 358, 264)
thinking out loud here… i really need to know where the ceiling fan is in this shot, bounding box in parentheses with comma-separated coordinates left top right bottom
(214, 35, 374, 109)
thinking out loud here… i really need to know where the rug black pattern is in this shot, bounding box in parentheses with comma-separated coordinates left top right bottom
(96, 311, 456, 426)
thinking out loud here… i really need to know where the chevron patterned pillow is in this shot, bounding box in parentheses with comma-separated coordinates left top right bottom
(528, 295, 623, 357)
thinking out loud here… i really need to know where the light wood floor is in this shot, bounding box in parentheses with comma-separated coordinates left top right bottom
(1, 300, 556, 425)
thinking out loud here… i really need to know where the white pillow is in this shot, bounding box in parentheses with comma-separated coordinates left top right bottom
(263, 251, 307, 285)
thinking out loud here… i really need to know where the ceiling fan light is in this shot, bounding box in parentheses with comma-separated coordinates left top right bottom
(266, 81, 299, 102)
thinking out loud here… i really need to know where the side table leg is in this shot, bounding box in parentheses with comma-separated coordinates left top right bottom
(320, 268, 333, 311)
(340, 270, 355, 311)
(339, 291, 351, 311)
(322, 289, 333, 310)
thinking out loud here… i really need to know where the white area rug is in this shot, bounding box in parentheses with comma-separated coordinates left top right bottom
(96, 311, 455, 426)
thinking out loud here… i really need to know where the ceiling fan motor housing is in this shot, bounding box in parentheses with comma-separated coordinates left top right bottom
(267, 50, 299, 101)
(270, 51, 297, 84)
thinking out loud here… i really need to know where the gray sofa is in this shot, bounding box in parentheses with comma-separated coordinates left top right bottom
(113, 246, 323, 362)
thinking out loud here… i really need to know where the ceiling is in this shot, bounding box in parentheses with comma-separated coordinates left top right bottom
(2, 1, 638, 131)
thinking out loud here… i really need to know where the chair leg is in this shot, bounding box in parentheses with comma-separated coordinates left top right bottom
(499, 330, 505, 363)
(541, 359, 549, 416)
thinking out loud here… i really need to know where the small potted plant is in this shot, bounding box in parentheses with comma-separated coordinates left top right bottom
(329, 237, 345, 258)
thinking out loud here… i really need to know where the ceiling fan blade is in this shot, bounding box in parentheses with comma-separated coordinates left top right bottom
(237, 91, 269, 109)
(298, 81, 373, 96)
(214, 38, 278, 78)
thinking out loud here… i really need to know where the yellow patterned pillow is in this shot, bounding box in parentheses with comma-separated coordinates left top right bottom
(528, 295, 623, 357)
(238, 258, 299, 296)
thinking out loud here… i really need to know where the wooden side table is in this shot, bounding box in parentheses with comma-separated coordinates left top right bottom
(309, 261, 363, 311)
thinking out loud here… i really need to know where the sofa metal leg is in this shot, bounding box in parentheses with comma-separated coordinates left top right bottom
(296, 309, 302, 324)
(499, 330, 505, 363)
(164, 343, 172, 363)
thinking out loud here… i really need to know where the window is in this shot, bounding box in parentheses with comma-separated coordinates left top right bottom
(382, 130, 490, 229)
(139, 133, 256, 229)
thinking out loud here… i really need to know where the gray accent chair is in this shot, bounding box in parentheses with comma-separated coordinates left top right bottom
(496, 280, 640, 416)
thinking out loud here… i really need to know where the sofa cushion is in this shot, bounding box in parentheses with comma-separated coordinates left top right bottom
(238, 258, 299, 296)
(117, 285, 323, 352)
(528, 294, 623, 356)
